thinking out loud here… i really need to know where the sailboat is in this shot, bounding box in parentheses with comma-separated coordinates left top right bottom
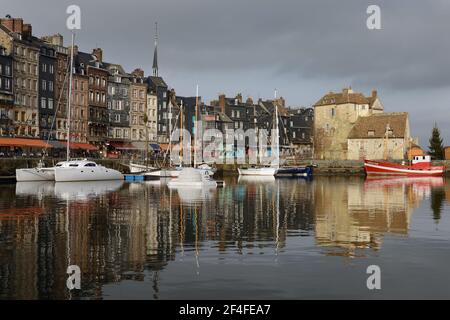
(17, 26, 123, 182)
(54, 32, 123, 182)
(238, 92, 280, 176)
(167, 85, 217, 187)
(16, 35, 74, 182)
(145, 90, 215, 179)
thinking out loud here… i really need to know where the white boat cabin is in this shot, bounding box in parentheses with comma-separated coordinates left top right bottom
(55, 159, 100, 168)
(412, 155, 431, 165)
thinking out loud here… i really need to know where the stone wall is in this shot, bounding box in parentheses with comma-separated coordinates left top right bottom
(314, 103, 371, 160)
(347, 138, 406, 160)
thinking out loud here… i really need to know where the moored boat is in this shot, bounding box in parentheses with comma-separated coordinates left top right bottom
(54, 159, 124, 182)
(238, 166, 278, 176)
(275, 166, 313, 177)
(364, 156, 444, 176)
(167, 167, 217, 188)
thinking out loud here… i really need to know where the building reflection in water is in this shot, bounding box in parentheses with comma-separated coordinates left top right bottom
(0, 175, 444, 299)
(314, 176, 445, 257)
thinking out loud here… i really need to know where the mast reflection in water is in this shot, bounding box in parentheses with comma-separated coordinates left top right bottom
(1, 176, 449, 299)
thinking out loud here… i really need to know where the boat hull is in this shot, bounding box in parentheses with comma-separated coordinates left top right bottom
(276, 166, 313, 177)
(144, 168, 214, 178)
(238, 167, 278, 176)
(16, 168, 55, 181)
(364, 160, 444, 176)
(128, 163, 155, 173)
(54, 167, 124, 182)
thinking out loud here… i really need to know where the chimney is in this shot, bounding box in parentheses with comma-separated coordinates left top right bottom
(69, 45, 78, 56)
(92, 48, 103, 63)
(132, 68, 144, 78)
(235, 93, 242, 104)
(342, 87, 350, 101)
(246, 97, 253, 105)
(42, 34, 63, 46)
(0, 17, 23, 33)
(219, 94, 226, 114)
(22, 24, 32, 39)
(372, 90, 377, 98)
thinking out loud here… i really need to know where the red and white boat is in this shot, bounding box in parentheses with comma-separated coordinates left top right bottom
(364, 155, 445, 176)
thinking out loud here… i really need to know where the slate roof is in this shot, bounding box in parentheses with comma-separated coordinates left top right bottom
(314, 88, 380, 108)
(348, 112, 408, 139)
(146, 76, 167, 88)
(258, 99, 290, 116)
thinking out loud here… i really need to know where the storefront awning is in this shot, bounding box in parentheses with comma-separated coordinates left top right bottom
(66, 142, 99, 151)
(48, 140, 66, 149)
(109, 142, 139, 150)
(159, 143, 170, 151)
(149, 143, 160, 151)
(0, 138, 52, 149)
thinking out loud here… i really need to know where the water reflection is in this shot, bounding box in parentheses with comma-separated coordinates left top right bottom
(314, 176, 444, 257)
(0, 175, 447, 299)
(53, 180, 124, 201)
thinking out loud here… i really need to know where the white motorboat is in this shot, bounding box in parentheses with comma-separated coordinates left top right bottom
(167, 167, 217, 188)
(54, 159, 124, 182)
(238, 166, 278, 176)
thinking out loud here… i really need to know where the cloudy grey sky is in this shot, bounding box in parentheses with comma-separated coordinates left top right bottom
(3, 0, 450, 147)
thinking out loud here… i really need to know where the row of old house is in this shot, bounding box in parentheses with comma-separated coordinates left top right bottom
(0, 15, 422, 160)
(0, 16, 313, 158)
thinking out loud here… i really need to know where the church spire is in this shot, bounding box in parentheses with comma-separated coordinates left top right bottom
(152, 22, 158, 77)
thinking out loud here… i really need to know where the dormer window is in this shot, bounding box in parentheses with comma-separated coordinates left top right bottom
(368, 130, 375, 137)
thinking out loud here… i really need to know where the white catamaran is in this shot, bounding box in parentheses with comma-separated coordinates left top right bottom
(16, 29, 123, 182)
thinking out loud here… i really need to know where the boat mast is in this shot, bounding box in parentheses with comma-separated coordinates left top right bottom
(168, 91, 172, 166)
(383, 123, 390, 160)
(274, 89, 280, 168)
(194, 84, 199, 168)
(66, 31, 75, 162)
(180, 99, 183, 166)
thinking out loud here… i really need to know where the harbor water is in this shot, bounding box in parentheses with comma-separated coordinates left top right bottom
(0, 176, 449, 299)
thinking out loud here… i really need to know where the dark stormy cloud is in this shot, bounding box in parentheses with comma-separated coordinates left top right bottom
(3, 0, 450, 146)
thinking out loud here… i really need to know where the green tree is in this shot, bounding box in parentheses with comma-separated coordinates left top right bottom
(428, 124, 444, 160)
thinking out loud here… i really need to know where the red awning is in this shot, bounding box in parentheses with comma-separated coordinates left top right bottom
(61, 141, 99, 151)
(159, 143, 170, 151)
(109, 142, 138, 150)
(0, 138, 52, 148)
